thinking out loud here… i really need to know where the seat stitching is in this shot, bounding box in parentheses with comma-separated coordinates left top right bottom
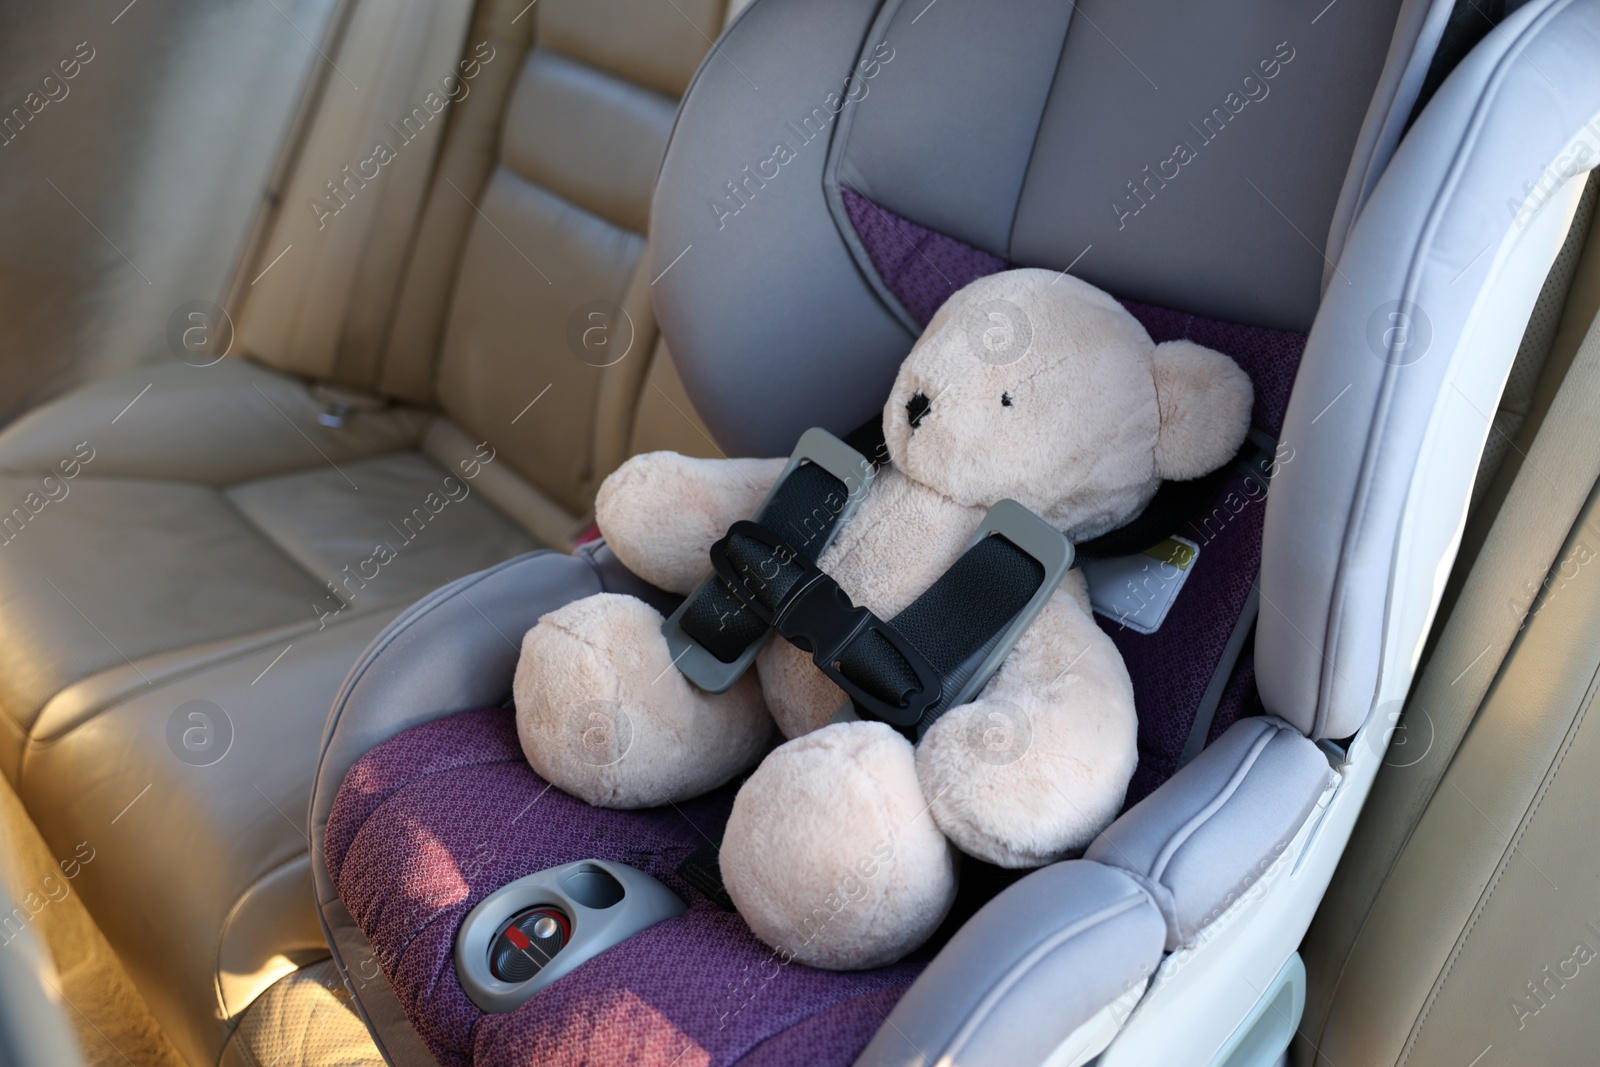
(535, 34, 687, 111)
(1398, 659, 1600, 1066)
(11, 477, 342, 754)
(23, 597, 402, 756)
(490, 161, 651, 244)
(215, 452, 432, 604)
(502, 49, 675, 234)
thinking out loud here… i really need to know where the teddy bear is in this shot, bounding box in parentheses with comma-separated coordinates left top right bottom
(513, 268, 1253, 969)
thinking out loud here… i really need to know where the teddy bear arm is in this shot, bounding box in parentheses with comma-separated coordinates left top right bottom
(595, 453, 787, 595)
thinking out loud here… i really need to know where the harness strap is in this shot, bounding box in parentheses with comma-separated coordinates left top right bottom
(836, 533, 1044, 736)
(663, 430, 878, 693)
(671, 419, 1263, 741)
(1073, 460, 1237, 563)
(704, 499, 1067, 739)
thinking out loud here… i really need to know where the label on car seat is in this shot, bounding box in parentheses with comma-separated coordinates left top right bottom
(1082, 536, 1199, 635)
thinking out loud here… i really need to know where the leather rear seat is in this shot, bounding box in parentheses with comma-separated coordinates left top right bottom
(0, 0, 730, 1062)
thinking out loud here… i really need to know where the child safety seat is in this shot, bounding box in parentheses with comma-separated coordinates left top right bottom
(310, 0, 1600, 1063)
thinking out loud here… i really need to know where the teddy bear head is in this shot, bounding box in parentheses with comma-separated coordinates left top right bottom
(882, 268, 1254, 540)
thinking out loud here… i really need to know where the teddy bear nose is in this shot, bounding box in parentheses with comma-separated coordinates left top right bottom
(906, 391, 931, 429)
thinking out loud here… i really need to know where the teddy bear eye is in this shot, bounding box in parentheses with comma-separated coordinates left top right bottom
(1000, 392, 1013, 407)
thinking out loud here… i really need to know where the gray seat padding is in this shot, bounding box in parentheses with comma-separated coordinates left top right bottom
(650, 0, 1405, 457)
(1086, 717, 1337, 950)
(854, 860, 1167, 1067)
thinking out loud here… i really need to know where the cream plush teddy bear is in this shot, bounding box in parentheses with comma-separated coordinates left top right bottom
(514, 269, 1252, 969)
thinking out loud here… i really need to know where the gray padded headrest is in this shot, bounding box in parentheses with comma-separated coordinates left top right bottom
(651, 0, 1404, 456)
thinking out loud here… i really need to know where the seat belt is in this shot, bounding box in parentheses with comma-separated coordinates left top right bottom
(662, 430, 1073, 738)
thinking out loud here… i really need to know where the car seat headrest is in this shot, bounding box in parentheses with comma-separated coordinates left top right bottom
(652, 0, 1406, 457)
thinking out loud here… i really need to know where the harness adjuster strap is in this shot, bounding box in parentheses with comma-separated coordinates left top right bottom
(708, 520, 943, 727)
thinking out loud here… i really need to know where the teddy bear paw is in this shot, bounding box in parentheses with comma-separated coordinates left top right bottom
(720, 721, 956, 970)
(513, 593, 774, 808)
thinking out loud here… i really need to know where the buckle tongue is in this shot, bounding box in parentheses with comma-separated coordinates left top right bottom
(707, 520, 942, 727)
(661, 429, 875, 693)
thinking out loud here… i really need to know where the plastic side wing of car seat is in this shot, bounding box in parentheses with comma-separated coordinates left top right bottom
(853, 860, 1166, 1067)
(1085, 717, 1338, 951)
(1258, 0, 1600, 741)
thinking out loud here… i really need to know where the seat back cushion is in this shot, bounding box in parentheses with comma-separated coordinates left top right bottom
(651, 0, 1402, 458)
(433, 0, 726, 521)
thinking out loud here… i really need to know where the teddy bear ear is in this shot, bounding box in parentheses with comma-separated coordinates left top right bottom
(1151, 339, 1254, 481)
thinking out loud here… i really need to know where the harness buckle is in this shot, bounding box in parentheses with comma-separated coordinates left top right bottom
(661, 429, 875, 693)
(707, 520, 942, 727)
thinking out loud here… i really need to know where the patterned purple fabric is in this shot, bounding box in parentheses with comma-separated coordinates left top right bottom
(839, 187, 1007, 326)
(1095, 308, 1299, 805)
(736, 987, 909, 1066)
(836, 192, 1306, 806)
(1210, 650, 1263, 748)
(838, 187, 1309, 443)
(1103, 462, 1269, 805)
(327, 708, 921, 1067)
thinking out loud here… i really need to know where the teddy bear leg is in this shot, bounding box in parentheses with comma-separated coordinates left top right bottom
(916, 580, 1139, 867)
(720, 721, 957, 970)
(514, 592, 775, 809)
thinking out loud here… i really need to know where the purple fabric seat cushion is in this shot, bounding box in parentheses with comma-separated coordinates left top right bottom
(327, 708, 924, 1067)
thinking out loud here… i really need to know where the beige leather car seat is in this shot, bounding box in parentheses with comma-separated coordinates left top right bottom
(0, 0, 730, 1062)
